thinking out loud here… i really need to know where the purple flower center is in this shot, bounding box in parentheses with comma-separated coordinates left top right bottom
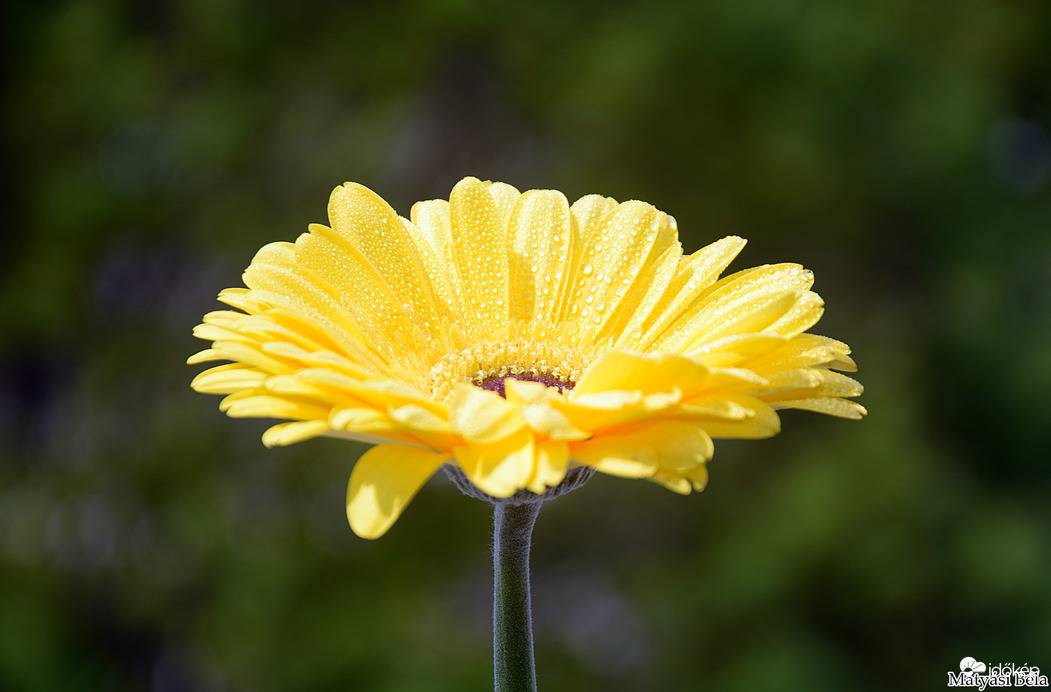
(477, 372, 575, 399)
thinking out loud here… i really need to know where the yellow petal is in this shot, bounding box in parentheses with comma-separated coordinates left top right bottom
(346, 444, 449, 539)
(409, 199, 452, 255)
(758, 368, 823, 394)
(262, 420, 330, 447)
(686, 396, 782, 438)
(769, 397, 867, 419)
(326, 183, 443, 330)
(766, 290, 824, 338)
(555, 195, 615, 320)
(528, 441, 570, 494)
(329, 406, 398, 433)
(611, 243, 683, 350)
(449, 177, 515, 341)
(685, 290, 803, 348)
(635, 236, 748, 350)
(453, 430, 535, 497)
(571, 421, 714, 485)
(521, 401, 590, 441)
(689, 333, 791, 368)
(293, 224, 422, 357)
(553, 389, 679, 432)
(197, 340, 295, 374)
(448, 383, 525, 443)
(574, 351, 706, 396)
(565, 201, 677, 344)
(574, 351, 764, 403)
(387, 403, 457, 451)
(508, 190, 574, 324)
(502, 378, 552, 405)
(221, 394, 330, 420)
(658, 263, 813, 352)
(304, 374, 444, 415)
(191, 364, 267, 394)
(243, 243, 363, 341)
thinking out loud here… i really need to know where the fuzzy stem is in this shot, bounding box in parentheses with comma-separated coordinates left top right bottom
(492, 501, 542, 692)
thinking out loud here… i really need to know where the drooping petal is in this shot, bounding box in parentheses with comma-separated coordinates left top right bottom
(346, 444, 449, 539)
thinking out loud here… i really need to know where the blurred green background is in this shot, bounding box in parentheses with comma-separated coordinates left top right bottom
(2, 0, 1050, 690)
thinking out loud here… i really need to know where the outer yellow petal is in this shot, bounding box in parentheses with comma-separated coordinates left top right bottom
(448, 383, 525, 443)
(453, 430, 535, 497)
(690, 333, 791, 369)
(221, 393, 330, 421)
(328, 407, 424, 446)
(766, 290, 824, 338)
(346, 444, 449, 539)
(556, 194, 615, 321)
(262, 420, 330, 447)
(682, 396, 782, 439)
(191, 364, 267, 394)
(690, 290, 803, 345)
(575, 351, 705, 396)
(242, 242, 368, 349)
(770, 397, 867, 419)
(387, 403, 457, 451)
(553, 389, 679, 432)
(528, 441, 570, 494)
(574, 351, 765, 404)
(571, 420, 714, 487)
(503, 379, 589, 440)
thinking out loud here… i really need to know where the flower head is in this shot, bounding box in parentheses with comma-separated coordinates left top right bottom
(190, 177, 864, 538)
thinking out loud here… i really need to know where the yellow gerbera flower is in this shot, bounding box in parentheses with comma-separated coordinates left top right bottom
(189, 177, 864, 539)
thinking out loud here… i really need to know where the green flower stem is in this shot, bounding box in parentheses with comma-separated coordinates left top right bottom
(493, 501, 542, 692)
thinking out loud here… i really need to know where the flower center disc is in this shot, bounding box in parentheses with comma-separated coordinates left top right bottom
(477, 372, 575, 399)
